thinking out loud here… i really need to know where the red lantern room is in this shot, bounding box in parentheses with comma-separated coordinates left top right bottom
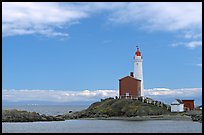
(135, 47, 141, 56)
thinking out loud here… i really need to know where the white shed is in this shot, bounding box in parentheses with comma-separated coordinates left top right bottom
(171, 99, 184, 112)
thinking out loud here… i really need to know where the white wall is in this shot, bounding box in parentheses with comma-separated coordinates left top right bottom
(171, 104, 184, 112)
(134, 55, 144, 96)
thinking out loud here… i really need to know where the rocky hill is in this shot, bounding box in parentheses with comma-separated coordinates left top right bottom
(64, 97, 171, 119)
(2, 109, 65, 122)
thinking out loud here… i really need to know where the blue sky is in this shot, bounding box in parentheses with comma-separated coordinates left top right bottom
(2, 2, 202, 105)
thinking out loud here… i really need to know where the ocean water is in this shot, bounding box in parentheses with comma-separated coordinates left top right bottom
(2, 105, 202, 133)
(2, 120, 202, 133)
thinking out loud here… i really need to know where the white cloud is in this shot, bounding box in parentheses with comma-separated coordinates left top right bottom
(171, 41, 202, 48)
(2, 2, 88, 37)
(2, 88, 202, 104)
(2, 2, 127, 37)
(2, 89, 118, 103)
(2, 2, 202, 37)
(196, 64, 202, 67)
(108, 2, 202, 31)
(183, 32, 202, 39)
(144, 88, 202, 97)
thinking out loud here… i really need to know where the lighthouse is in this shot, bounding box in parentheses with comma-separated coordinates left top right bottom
(119, 46, 144, 99)
(134, 46, 144, 97)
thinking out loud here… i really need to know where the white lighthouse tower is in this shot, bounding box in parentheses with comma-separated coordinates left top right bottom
(134, 46, 144, 97)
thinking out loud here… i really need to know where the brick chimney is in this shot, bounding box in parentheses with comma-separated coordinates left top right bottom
(130, 72, 134, 77)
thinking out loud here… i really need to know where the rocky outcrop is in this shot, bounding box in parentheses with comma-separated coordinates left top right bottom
(63, 98, 171, 119)
(185, 110, 202, 123)
(191, 114, 202, 122)
(2, 109, 65, 122)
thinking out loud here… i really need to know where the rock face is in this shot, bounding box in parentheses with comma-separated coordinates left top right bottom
(191, 114, 202, 122)
(2, 109, 65, 122)
(64, 98, 171, 119)
(185, 110, 202, 123)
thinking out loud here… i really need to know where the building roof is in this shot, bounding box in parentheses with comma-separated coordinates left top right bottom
(176, 99, 183, 104)
(171, 99, 183, 105)
(182, 100, 194, 101)
(119, 76, 141, 81)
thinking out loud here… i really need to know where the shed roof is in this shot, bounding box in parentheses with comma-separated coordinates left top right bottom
(119, 76, 141, 81)
(171, 99, 183, 105)
(176, 99, 183, 104)
(182, 100, 194, 101)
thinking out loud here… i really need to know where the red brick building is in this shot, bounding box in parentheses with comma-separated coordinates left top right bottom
(119, 72, 141, 99)
(182, 100, 194, 111)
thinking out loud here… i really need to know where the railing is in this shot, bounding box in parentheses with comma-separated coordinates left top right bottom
(119, 95, 139, 99)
